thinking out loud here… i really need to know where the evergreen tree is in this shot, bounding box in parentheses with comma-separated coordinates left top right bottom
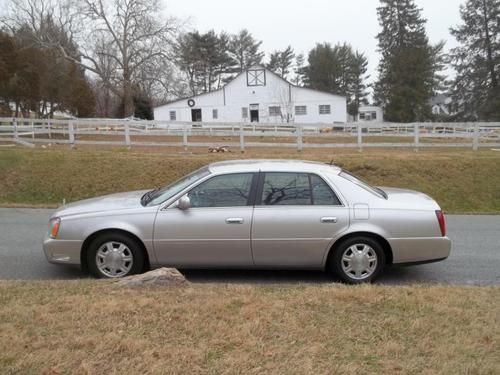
(374, 0, 444, 122)
(176, 30, 235, 95)
(348, 51, 369, 117)
(266, 46, 295, 79)
(228, 29, 264, 72)
(450, 0, 500, 120)
(302, 42, 369, 115)
(293, 53, 306, 86)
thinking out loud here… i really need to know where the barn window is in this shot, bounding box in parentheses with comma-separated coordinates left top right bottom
(247, 69, 266, 86)
(269, 106, 281, 117)
(295, 106, 307, 115)
(169, 111, 176, 120)
(213, 109, 218, 119)
(359, 112, 366, 120)
(371, 111, 377, 120)
(319, 105, 331, 115)
(242, 107, 248, 118)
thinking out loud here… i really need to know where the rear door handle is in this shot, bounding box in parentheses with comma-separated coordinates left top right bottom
(321, 217, 338, 223)
(226, 217, 244, 224)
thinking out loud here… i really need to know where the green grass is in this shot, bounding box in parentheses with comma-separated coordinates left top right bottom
(0, 146, 499, 213)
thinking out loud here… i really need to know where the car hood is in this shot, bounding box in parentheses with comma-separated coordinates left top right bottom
(52, 190, 150, 218)
(378, 187, 440, 210)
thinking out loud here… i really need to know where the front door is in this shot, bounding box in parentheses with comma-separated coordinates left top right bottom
(191, 108, 202, 122)
(153, 173, 257, 267)
(250, 110, 259, 122)
(251, 172, 350, 268)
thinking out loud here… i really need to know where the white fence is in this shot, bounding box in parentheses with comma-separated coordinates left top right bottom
(0, 117, 499, 151)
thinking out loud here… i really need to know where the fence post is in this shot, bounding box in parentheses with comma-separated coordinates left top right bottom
(13, 118, 18, 141)
(414, 123, 420, 151)
(48, 119, 52, 139)
(472, 122, 479, 151)
(124, 122, 131, 149)
(357, 124, 362, 152)
(68, 120, 75, 148)
(239, 124, 245, 153)
(31, 121, 35, 140)
(297, 124, 303, 152)
(183, 124, 188, 151)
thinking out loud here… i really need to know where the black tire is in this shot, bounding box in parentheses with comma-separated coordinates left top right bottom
(87, 232, 145, 278)
(328, 236, 385, 284)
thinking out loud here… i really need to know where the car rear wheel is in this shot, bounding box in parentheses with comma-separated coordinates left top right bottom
(87, 232, 145, 278)
(329, 236, 385, 284)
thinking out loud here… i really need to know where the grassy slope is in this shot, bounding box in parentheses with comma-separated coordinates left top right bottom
(0, 281, 498, 374)
(0, 147, 499, 212)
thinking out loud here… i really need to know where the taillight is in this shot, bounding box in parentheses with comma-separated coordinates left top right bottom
(435, 210, 446, 237)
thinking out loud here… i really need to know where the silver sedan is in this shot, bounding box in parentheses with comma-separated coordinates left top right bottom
(43, 159, 451, 283)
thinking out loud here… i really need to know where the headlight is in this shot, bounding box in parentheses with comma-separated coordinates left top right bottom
(49, 217, 61, 239)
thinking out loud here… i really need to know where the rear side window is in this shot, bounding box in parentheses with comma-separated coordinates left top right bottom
(188, 173, 254, 207)
(260, 172, 341, 206)
(310, 175, 341, 205)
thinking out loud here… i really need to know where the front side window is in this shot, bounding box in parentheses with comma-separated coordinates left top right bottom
(169, 111, 176, 120)
(188, 173, 254, 208)
(213, 109, 218, 119)
(242, 107, 248, 118)
(145, 167, 210, 206)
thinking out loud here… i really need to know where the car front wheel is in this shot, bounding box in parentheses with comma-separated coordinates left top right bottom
(87, 232, 145, 278)
(329, 236, 385, 284)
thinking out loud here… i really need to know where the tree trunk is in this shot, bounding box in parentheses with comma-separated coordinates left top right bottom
(482, 0, 498, 87)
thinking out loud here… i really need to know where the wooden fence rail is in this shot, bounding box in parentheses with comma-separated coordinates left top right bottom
(1, 118, 499, 151)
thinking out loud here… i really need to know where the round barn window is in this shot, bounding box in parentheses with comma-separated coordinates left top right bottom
(187, 99, 196, 107)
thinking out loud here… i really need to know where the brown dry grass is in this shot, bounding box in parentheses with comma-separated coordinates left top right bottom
(0, 281, 498, 374)
(0, 146, 499, 212)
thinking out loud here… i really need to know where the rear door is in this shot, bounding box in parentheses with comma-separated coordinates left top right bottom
(251, 172, 349, 268)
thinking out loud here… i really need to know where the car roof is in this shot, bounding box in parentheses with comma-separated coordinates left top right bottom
(208, 159, 342, 174)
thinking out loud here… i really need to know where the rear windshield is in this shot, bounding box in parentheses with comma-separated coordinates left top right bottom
(339, 170, 387, 199)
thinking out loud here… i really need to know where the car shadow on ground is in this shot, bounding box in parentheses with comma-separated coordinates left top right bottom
(180, 266, 430, 285)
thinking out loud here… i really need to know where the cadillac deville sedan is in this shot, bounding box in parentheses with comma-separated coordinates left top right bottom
(43, 160, 451, 283)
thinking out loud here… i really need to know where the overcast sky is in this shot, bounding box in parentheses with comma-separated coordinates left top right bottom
(165, 0, 463, 84)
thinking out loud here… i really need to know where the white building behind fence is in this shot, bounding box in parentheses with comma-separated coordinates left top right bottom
(154, 66, 347, 125)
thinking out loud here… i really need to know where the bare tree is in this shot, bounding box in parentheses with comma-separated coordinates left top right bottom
(3, 0, 179, 117)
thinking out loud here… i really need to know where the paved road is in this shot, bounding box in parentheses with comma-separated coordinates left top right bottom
(0, 208, 498, 284)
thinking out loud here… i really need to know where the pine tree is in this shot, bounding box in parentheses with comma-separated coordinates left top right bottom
(450, 0, 500, 120)
(266, 46, 295, 79)
(293, 53, 305, 86)
(228, 29, 264, 72)
(374, 0, 444, 122)
(302, 42, 369, 115)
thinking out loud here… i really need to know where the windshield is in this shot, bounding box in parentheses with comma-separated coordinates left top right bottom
(339, 170, 387, 199)
(142, 167, 210, 206)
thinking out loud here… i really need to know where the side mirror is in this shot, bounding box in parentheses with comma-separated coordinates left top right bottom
(177, 195, 191, 210)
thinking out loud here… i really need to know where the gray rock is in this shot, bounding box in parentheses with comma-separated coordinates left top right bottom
(113, 268, 188, 287)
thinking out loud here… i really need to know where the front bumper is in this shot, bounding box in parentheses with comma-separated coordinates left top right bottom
(389, 236, 451, 264)
(43, 233, 83, 265)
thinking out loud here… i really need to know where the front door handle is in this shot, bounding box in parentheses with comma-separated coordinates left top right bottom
(226, 217, 244, 224)
(321, 217, 338, 223)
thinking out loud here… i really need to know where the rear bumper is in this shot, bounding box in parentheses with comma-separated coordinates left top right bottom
(388, 236, 451, 264)
(43, 233, 82, 265)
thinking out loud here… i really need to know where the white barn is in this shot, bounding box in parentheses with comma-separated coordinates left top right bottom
(154, 66, 347, 124)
